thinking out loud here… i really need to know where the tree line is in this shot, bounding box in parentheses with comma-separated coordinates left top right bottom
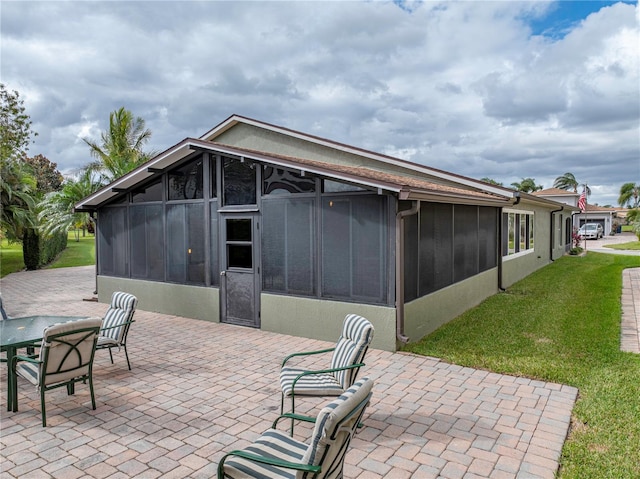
(1, 83, 154, 269)
(2, 82, 639, 270)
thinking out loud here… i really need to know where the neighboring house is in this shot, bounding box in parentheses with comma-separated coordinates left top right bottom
(534, 188, 618, 235)
(75, 115, 576, 351)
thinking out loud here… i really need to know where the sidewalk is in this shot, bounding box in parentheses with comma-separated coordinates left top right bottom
(1, 266, 579, 478)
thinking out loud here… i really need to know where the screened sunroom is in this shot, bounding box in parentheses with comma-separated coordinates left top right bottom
(76, 116, 575, 351)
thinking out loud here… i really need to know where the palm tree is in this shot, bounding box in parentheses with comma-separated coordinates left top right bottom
(480, 177, 503, 186)
(618, 183, 639, 209)
(510, 178, 543, 193)
(38, 167, 105, 240)
(554, 172, 591, 196)
(0, 157, 37, 241)
(83, 107, 154, 181)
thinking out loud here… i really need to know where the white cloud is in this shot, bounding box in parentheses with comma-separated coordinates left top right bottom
(1, 0, 637, 206)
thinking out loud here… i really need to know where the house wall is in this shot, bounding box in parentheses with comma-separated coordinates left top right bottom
(261, 293, 397, 351)
(214, 124, 455, 187)
(97, 276, 398, 351)
(404, 268, 499, 342)
(98, 276, 220, 322)
(501, 202, 554, 288)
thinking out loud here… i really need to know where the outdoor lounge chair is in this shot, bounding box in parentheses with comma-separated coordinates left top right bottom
(217, 377, 374, 479)
(97, 291, 137, 370)
(11, 317, 102, 427)
(279, 314, 374, 429)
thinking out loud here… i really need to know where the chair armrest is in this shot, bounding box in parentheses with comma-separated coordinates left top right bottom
(290, 362, 365, 386)
(217, 450, 321, 478)
(272, 412, 317, 429)
(99, 320, 135, 333)
(10, 354, 42, 369)
(281, 347, 335, 367)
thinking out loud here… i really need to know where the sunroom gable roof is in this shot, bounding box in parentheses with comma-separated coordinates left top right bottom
(75, 137, 509, 211)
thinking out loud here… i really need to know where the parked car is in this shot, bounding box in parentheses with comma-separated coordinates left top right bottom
(578, 223, 604, 239)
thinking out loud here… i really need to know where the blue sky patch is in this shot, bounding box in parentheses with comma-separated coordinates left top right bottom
(527, 0, 636, 39)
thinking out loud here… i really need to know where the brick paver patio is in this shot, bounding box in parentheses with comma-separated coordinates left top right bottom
(0, 266, 580, 478)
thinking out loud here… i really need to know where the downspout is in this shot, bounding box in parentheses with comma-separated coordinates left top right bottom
(549, 206, 564, 261)
(395, 200, 420, 344)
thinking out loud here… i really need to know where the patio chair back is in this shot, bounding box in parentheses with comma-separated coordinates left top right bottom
(330, 314, 374, 389)
(101, 291, 137, 343)
(40, 318, 102, 386)
(301, 376, 374, 478)
(13, 317, 102, 426)
(98, 291, 138, 370)
(1, 295, 9, 320)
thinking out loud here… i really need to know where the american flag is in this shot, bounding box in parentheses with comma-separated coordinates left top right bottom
(578, 191, 587, 212)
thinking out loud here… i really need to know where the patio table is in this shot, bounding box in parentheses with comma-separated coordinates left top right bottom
(1, 315, 86, 411)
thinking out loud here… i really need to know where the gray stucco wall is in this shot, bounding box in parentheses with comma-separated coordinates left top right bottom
(98, 276, 220, 322)
(404, 268, 499, 342)
(98, 276, 397, 351)
(214, 124, 456, 186)
(261, 293, 397, 351)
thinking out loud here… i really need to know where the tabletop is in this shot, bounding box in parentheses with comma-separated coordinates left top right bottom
(0, 315, 87, 349)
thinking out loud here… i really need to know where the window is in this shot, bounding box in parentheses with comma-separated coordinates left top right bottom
(132, 178, 163, 203)
(167, 203, 205, 284)
(223, 157, 256, 205)
(321, 195, 387, 303)
(168, 156, 204, 201)
(262, 197, 315, 295)
(263, 167, 315, 195)
(405, 203, 498, 302)
(323, 179, 367, 193)
(130, 205, 164, 280)
(98, 207, 128, 277)
(226, 218, 252, 269)
(502, 210, 534, 256)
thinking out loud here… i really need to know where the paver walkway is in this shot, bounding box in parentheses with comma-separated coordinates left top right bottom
(0, 266, 580, 478)
(621, 268, 640, 353)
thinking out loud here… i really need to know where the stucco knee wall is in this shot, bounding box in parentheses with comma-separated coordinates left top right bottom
(404, 268, 499, 342)
(97, 276, 220, 322)
(501, 251, 551, 288)
(260, 293, 397, 352)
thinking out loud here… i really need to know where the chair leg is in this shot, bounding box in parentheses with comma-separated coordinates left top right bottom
(67, 382, 75, 395)
(123, 345, 131, 370)
(40, 389, 47, 427)
(88, 375, 96, 410)
(290, 392, 296, 436)
(108, 348, 114, 364)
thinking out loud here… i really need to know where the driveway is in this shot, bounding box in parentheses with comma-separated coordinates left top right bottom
(1, 266, 578, 478)
(583, 232, 640, 255)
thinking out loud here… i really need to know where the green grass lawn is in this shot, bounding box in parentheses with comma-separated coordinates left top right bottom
(0, 231, 95, 278)
(405, 252, 640, 478)
(606, 240, 640, 250)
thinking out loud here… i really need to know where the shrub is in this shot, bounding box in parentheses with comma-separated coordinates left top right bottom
(22, 229, 68, 270)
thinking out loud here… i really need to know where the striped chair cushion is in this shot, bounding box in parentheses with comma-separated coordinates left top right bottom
(221, 429, 308, 479)
(15, 361, 40, 386)
(280, 369, 344, 398)
(301, 378, 373, 474)
(329, 314, 374, 389)
(101, 292, 137, 342)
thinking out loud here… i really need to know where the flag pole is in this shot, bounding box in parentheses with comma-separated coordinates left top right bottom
(583, 184, 588, 253)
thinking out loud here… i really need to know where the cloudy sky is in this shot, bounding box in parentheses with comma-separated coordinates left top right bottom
(2, 0, 638, 206)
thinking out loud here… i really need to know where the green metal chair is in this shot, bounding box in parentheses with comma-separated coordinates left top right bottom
(279, 314, 374, 430)
(11, 317, 102, 427)
(96, 291, 137, 370)
(218, 377, 373, 479)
